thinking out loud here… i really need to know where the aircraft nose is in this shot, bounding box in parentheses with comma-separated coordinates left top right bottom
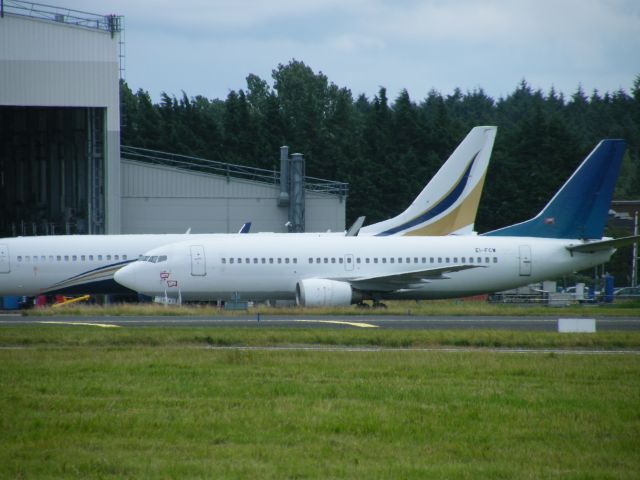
(114, 264, 139, 292)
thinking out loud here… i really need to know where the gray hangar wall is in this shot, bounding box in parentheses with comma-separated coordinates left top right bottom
(121, 160, 346, 234)
(0, 9, 121, 234)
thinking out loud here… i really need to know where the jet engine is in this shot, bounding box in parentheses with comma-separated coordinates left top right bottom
(296, 279, 361, 307)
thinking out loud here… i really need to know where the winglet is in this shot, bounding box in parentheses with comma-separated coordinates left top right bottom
(485, 140, 626, 240)
(238, 222, 252, 234)
(346, 216, 366, 237)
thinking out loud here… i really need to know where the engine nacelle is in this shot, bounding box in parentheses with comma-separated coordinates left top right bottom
(296, 279, 360, 307)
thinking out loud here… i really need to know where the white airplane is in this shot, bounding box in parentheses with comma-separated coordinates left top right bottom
(0, 126, 496, 297)
(114, 140, 636, 306)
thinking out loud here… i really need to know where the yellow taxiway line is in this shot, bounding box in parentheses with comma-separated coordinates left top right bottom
(291, 319, 378, 328)
(38, 321, 120, 328)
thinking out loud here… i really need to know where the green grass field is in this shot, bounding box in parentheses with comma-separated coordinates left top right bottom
(22, 298, 640, 317)
(1, 327, 639, 479)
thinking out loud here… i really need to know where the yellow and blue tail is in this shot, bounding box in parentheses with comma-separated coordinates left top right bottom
(361, 126, 497, 236)
(484, 140, 626, 240)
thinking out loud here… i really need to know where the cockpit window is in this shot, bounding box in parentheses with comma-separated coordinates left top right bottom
(139, 255, 168, 263)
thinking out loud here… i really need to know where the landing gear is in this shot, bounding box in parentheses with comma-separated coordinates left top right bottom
(355, 301, 370, 309)
(372, 301, 387, 309)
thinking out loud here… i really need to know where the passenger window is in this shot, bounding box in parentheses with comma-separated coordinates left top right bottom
(397, 258, 401, 263)
(429, 257, 434, 263)
(316, 257, 321, 263)
(113, 255, 118, 260)
(477, 257, 482, 263)
(390, 258, 394, 264)
(486, 257, 490, 263)
(462, 257, 466, 263)
(230, 258, 234, 264)
(421, 257, 426, 263)
(269, 258, 274, 264)
(246, 258, 250, 264)
(261, 258, 266, 264)
(437, 258, 442, 263)
(222, 258, 227, 264)
(339, 258, 343, 264)
(374, 258, 378, 264)
(277, 258, 282, 264)
(365, 258, 370, 264)
(17, 256, 22, 262)
(106, 255, 111, 261)
(331, 258, 336, 264)
(254, 258, 258, 264)
(347, 257, 352, 263)
(293, 258, 297, 264)
(309, 258, 313, 264)
(64, 256, 69, 261)
(493, 257, 498, 263)
(123, 255, 127, 260)
(469, 257, 474, 263)
(49, 255, 54, 262)
(413, 257, 417, 263)
(285, 258, 289, 264)
(98, 255, 102, 261)
(453, 257, 458, 263)
(41, 256, 46, 262)
(356, 258, 361, 264)
(57, 255, 62, 261)
(445, 257, 450, 263)
(324, 258, 328, 264)
(89, 255, 94, 261)
(382, 258, 387, 264)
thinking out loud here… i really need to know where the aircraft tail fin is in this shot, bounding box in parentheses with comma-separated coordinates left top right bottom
(484, 140, 626, 240)
(359, 126, 497, 236)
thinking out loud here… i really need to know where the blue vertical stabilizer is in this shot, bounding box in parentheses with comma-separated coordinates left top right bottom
(484, 140, 626, 239)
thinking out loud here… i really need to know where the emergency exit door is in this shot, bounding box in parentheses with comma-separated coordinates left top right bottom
(190, 245, 206, 276)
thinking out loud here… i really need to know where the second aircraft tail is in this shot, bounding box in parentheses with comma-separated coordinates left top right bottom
(360, 126, 497, 236)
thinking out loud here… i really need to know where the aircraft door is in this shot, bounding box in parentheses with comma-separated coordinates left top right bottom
(344, 254, 354, 271)
(190, 245, 206, 276)
(518, 245, 532, 276)
(0, 244, 9, 273)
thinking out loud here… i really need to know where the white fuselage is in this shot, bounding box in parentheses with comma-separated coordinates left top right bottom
(113, 236, 613, 302)
(0, 231, 386, 296)
(0, 234, 214, 296)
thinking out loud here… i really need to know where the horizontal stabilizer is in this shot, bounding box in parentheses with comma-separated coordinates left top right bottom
(566, 235, 640, 253)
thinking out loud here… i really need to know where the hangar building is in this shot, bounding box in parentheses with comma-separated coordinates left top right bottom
(0, 1, 347, 237)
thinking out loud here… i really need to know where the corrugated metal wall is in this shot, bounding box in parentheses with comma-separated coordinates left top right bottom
(121, 160, 346, 234)
(0, 14, 121, 233)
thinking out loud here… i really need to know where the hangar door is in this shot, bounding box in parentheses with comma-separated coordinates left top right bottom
(0, 106, 106, 237)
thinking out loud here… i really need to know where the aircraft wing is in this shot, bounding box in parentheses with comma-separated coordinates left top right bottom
(566, 235, 640, 253)
(341, 264, 485, 292)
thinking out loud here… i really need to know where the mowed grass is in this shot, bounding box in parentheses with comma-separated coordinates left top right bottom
(1, 327, 639, 478)
(23, 298, 640, 317)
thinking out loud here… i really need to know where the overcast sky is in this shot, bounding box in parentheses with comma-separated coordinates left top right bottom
(50, 0, 640, 102)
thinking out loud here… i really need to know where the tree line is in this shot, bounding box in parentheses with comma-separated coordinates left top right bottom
(120, 60, 640, 236)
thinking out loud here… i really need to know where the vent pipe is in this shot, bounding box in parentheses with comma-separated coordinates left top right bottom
(278, 146, 289, 206)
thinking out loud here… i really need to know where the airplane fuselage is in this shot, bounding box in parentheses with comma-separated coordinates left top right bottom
(113, 236, 613, 303)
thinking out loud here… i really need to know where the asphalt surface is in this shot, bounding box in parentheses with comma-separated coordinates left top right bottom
(1, 314, 639, 331)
